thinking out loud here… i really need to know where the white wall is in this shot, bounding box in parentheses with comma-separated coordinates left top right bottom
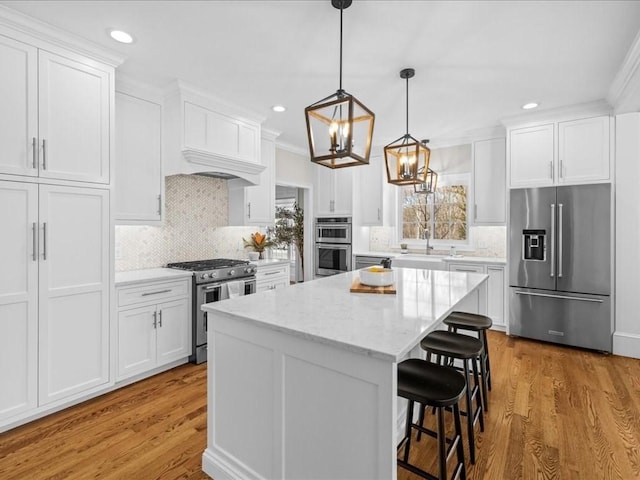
(614, 112, 640, 358)
(275, 147, 312, 187)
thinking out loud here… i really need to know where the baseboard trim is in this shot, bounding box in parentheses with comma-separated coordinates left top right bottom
(613, 331, 640, 359)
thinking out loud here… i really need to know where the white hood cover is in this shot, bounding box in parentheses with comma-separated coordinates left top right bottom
(181, 148, 265, 186)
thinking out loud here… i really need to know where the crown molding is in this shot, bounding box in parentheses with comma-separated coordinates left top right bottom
(0, 5, 125, 67)
(500, 99, 612, 128)
(608, 28, 640, 111)
(275, 141, 309, 157)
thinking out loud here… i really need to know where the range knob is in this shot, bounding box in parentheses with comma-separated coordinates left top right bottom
(201, 273, 209, 280)
(245, 267, 255, 274)
(228, 269, 236, 276)
(210, 271, 218, 279)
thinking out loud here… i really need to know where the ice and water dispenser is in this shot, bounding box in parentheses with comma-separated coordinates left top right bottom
(522, 229, 546, 261)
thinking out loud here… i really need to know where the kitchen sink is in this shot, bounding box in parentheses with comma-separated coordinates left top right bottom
(391, 254, 448, 270)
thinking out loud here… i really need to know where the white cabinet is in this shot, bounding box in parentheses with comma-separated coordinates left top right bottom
(0, 35, 111, 184)
(184, 101, 260, 165)
(115, 91, 162, 223)
(0, 181, 38, 420)
(448, 261, 506, 330)
(37, 185, 110, 405)
(117, 279, 191, 381)
(229, 132, 277, 226)
(356, 155, 383, 225)
(508, 116, 610, 188)
(472, 138, 506, 224)
(256, 262, 290, 292)
(509, 124, 555, 187)
(557, 116, 610, 184)
(314, 164, 353, 216)
(0, 181, 110, 414)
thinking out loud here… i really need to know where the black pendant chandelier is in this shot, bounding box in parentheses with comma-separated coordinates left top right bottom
(304, 0, 375, 169)
(384, 68, 431, 185)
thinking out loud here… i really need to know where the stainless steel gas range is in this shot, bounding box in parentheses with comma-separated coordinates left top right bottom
(166, 258, 257, 364)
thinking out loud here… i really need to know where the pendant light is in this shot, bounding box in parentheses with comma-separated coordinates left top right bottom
(304, 0, 375, 169)
(414, 140, 438, 194)
(384, 68, 431, 185)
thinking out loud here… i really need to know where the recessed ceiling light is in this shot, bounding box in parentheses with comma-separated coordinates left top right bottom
(109, 29, 134, 44)
(521, 102, 539, 110)
(272, 105, 286, 113)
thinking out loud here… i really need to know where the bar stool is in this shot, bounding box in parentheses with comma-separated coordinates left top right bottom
(444, 311, 492, 411)
(420, 330, 484, 464)
(397, 358, 466, 480)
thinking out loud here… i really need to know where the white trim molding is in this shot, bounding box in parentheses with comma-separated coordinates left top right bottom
(613, 331, 640, 359)
(608, 28, 640, 112)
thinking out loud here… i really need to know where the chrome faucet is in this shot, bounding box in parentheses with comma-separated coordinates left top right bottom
(424, 228, 434, 255)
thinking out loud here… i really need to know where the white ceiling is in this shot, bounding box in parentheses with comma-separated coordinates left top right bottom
(3, 0, 640, 152)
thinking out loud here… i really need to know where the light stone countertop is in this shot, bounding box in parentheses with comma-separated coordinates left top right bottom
(354, 251, 506, 265)
(115, 268, 193, 287)
(252, 258, 290, 267)
(203, 267, 487, 361)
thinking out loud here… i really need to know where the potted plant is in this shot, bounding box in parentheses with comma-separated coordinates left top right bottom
(242, 231, 274, 259)
(273, 202, 304, 281)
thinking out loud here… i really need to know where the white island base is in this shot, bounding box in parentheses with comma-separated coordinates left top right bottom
(202, 268, 487, 480)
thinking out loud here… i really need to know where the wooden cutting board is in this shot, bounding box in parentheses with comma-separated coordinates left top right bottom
(350, 279, 397, 294)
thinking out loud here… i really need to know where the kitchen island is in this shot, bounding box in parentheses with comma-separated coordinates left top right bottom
(201, 267, 488, 480)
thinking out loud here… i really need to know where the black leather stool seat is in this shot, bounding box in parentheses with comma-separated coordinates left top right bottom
(444, 311, 492, 331)
(398, 359, 466, 407)
(397, 359, 466, 480)
(420, 330, 483, 359)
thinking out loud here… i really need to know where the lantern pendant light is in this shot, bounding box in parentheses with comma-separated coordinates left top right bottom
(304, 0, 375, 169)
(414, 139, 438, 194)
(384, 68, 431, 185)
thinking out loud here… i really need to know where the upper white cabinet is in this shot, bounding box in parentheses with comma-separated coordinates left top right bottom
(557, 116, 610, 184)
(228, 131, 278, 226)
(0, 35, 111, 184)
(509, 124, 555, 187)
(472, 138, 506, 224)
(356, 155, 383, 226)
(115, 91, 163, 224)
(314, 164, 353, 216)
(508, 115, 610, 188)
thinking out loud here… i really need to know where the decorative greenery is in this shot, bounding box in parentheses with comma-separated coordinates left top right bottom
(242, 232, 274, 253)
(273, 203, 304, 279)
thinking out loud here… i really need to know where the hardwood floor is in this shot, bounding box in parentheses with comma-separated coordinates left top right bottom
(1, 331, 639, 479)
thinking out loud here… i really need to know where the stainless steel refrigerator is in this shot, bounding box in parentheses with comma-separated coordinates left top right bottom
(509, 184, 612, 352)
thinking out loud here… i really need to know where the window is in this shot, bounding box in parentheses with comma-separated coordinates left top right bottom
(399, 174, 469, 244)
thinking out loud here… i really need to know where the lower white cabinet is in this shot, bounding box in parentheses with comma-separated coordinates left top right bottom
(117, 279, 191, 381)
(256, 262, 290, 292)
(448, 262, 505, 329)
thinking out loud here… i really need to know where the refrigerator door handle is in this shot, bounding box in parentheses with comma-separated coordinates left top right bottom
(550, 203, 555, 277)
(558, 203, 563, 278)
(513, 290, 604, 303)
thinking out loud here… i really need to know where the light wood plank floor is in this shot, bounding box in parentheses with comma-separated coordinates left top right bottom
(1, 331, 639, 479)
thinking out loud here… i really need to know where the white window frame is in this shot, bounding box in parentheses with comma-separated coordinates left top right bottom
(395, 173, 471, 248)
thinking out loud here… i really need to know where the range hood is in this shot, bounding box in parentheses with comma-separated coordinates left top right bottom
(163, 80, 267, 186)
(182, 148, 265, 186)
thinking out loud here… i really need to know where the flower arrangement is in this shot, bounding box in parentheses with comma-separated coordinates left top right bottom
(243, 232, 274, 254)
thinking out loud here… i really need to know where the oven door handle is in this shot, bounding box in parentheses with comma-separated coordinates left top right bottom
(203, 284, 223, 291)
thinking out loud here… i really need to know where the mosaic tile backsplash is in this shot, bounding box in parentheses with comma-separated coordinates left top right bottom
(115, 175, 262, 271)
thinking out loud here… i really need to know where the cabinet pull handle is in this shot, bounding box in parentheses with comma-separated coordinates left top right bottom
(42, 139, 46, 170)
(474, 204, 478, 220)
(32, 137, 37, 169)
(32, 222, 37, 261)
(42, 222, 47, 260)
(158, 310, 163, 327)
(455, 269, 478, 273)
(141, 289, 172, 296)
(264, 271, 279, 276)
(248, 202, 251, 219)
(548, 160, 552, 179)
(157, 195, 162, 215)
(153, 311, 157, 329)
(559, 159, 563, 179)
(377, 208, 380, 221)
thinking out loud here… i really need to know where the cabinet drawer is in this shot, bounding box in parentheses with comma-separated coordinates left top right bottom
(448, 263, 485, 274)
(118, 279, 190, 308)
(256, 265, 289, 280)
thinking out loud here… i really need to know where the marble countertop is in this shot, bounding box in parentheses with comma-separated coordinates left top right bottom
(253, 258, 290, 267)
(115, 268, 193, 286)
(203, 268, 487, 361)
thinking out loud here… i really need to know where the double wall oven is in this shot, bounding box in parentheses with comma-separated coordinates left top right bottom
(167, 259, 256, 364)
(315, 217, 352, 277)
